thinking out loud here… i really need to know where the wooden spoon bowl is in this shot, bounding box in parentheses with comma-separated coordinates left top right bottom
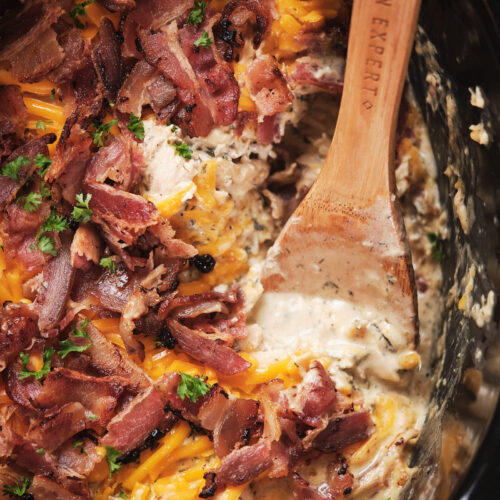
(261, 0, 422, 344)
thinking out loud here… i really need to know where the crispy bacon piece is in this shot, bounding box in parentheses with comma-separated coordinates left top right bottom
(117, 60, 157, 116)
(289, 56, 344, 94)
(101, 387, 166, 452)
(0, 85, 28, 138)
(30, 475, 89, 500)
(49, 28, 89, 84)
(312, 410, 373, 453)
(70, 224, 102, 271)
(85, 136, 143, 191)
(0, 134, 56, 209)
(86, 322, 151, 389)
(178, 16, 239, 127)
(246, 55, 293, 116)
(129, 0, 192, 30)
(47, 123, 92, 204)
(98, 0, 136, 11)
(4, 362, 42, 411)
(35, 231, 75, 333)
(85, 182, 159, 245)
(35, 368, 129, 426)
(0, 2, 64, 82)
(57, 438, 101, 477)
(214, 398, 259, 458)
(92, 18, 122, 101)
(216, 441, 273, 486)
(220, 0, 273, 48)
(139, 24, 215, 137)
(27, 402, 87, 452)
(166, 319, 251, 375)
(0, 303, 38, 372)
(149, 218, 197, 258)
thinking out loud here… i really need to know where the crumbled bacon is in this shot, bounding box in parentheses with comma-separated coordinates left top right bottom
(0, 85, 27, 139)
(0, 2, 64, 82)
(246, 55, 293, 116)
(117, 60, 158, 116)
(35, 232, 75, 333)
(71, 224, 102, 271)
(101, 386, 166, 452)
(49, 28, 89, 84)
(30, 474, 89, 500)
(92, 18, 123, 102)
(98, 0, 136, 12)
(129, 0, 192, 30)
(289, 56, 344, 94)
(167, 319, 251, 375)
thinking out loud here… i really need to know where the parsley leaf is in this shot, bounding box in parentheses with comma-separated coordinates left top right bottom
(100, 257, 116, 274)
(33, 154, 53, 177)
(118, 492, 128, 499)
(105, 446, 122, 477)
(2, 476, 31, 498)
(39, 211, 69, 235)
(73, 440, 87, 455)
(50, 88, 55, 100)
(88, 413, 98, 421)
(58, 318, 93, 359)
(35, 235, 58, 256)
(36, 448, 45, 454)
(36, 119, 53, 131)
(72, 193, 93, 222)
(70, 0, 95, 29)
(40, 181, 51, 198)
(187, 1, 207, 27)
(91, 119, 118, 147)
(177, 372, 211, 403)
(427, 232, 445, 262)
(128, 113, 144, 141)
(174, 143, 193, 160)
(194, 30, 212, 49)
(22, 192, 42, 213)
(1, 156, 30, 181)
(18, 347, 54, 380)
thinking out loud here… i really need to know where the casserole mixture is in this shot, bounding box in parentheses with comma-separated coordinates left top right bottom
(0, 1, 447, 499)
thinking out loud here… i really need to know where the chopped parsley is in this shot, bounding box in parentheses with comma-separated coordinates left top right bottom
(177, 372, 211, 403)
(187, 1, 207, 27)
(194, 30, 212, 49)
(73, 440, 87, 455)
(36, 119, 53, 131)
(100, 257, 116, 274)
(18, 346, 54, 380)
(70, 0, 95, 29)
(105, 446, 122, 477)
(1, 156, 30, 181)
(34, 235, 58, 256)
(36, 448, 45, 454)
(427, 232, 445, 262)
(2, 476, 31, 498)
(72, 192, 93, 223)
(21, 192, 42, 213)
(174, 142, 193, 160)
(50, 88, 55, 100)
(39, 211, 69, 235)
(58, 319, 93, 359)
(118, 492, 128, 499)
(88, 413, 98, 421)
(127, 113, 144, 141)
(33, 153, 53, 177)
(40, 181, 51, 198)
(91, 119, 118, 147)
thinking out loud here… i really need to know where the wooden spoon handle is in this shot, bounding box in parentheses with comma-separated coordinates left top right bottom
(315, 0, 421, 207)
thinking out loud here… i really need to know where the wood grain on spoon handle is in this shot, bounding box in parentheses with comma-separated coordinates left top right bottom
(315, 0, 422, 207)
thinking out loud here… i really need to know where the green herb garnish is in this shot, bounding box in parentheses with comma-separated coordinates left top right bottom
(21, 192, 42, 213)
(72, 192, 93, 223)
(187, 1, 207, 27)
(177, 372, 211, 403)
(35, 235, 58, 256)
(36, 448, 45, 454)
(58, 319, 93, 359)
(70, 0, 95, 29)
(174, 143, 193, 160)
(50, 89, 55, 100)
(105, 446, 122, 477)
(39, 211, 69, 235)
(1, 156, 30, 181)
(36, 120, 53, 131)
(127, 113, 144, 141)
(99, 257, 116, 274)
(194, 30, 212, 49)
(2, 476, 31, 498)
(91, 119, 118, 147)
(427, 232, 445, 262)
(73, 440, 87, 455)
(33, 153, 53, 177)
(18, 347, 54, 380)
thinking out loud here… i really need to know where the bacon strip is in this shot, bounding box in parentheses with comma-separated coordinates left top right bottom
(166, 319, 251, 375)
(35, 231, 75, 333)
(70, 224, 102, 271)
(129, 0, 192, 30)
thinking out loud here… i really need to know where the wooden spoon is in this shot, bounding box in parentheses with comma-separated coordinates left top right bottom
(261, 0, 421, 343)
